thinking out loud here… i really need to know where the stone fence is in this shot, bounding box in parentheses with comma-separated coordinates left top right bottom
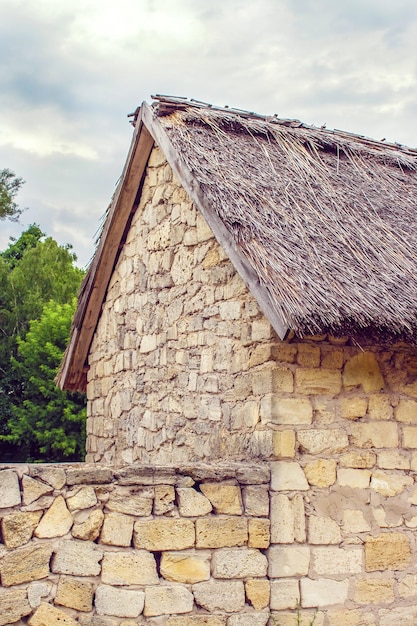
(0, 462, 417, 626)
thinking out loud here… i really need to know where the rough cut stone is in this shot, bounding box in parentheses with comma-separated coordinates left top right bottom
(35, 495, 73, 538)
(100, 511, 134, 546)
(227, 615, 269, 626)
(268, 546, 310, 578)
(196, 517, 248, 548)
(72, 508, 104, 540)
(134, 518, 195, 550)
(55, 577, 94, 612)
(308, 516, 341, 544)
(144, 585, 193, 616)
(365, 532, 411, 571)
(28, 581, 51, 608)
(106, 491, 153, 516)
(22, 475, 53, 505)
(337, 468, 371, 489)
(300, 578, 349, 607)
(101, 550, 158, 585)
(52, 539, 103, 576)
(0, 469, 21, 508)
(160, 551, 210, 583)
(295, 368, 342, 395)
(268, 397, 313, 425)
(379, 605, 417, 625)
(154, 485, 176, 514)
(297, 429, 348, 455)
(0, 589, 31, 626)
(1, 542, 53, 586)
(270, 461, 309, 491)
(370, 470, 413, 496)
(311, 547, 362, 576)
(199, 483, 242, 514)
(304, 459, 336, 487)
(353, 578, 394, 604)
(177, 487, 213, 516)
(350, 422, 398, 449)
(272, 430, 296, 458)
(66, 486, 97, 511)
(167, 618, 226, 626)
(245, 578, 270, 610)
(28, 603, 79, 626)
(270, 579, 300, 610)
(212, 547, 267, 578)
(1, 510, 42, 548)
(192, 579, 245, 612)
(29, 466, 66, 489)
(243, 486, 269, 517)
(249, 518, 270, 548)
(96, 585, 145, 617)
(343, 352, 384, 392)
(271, 494, 295, 543)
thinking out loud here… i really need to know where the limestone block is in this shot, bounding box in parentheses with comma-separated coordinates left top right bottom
(1, 542, 52, 586)
(200, 483, 243, 515)
(72, 508, 104, 540)
(270, 494, 295, 543)
(270, 461, 309, 491)
(308, 516, 341, 544)
(395, 399, 417, 423)
(312, 547, 362, 576)
(297, 429, 348, 454)
(337, 468, 371, 489)
(148, 146, 166, 167)
(379, 606, 417, 625)
(228, 616, 269, 626)
(370, 470, 413, 496)
(52, 539, 103, 576)
(368, 394, 392, 421)
(28, 581, 52, 608)
(55, 577, 94, 612)
(252, 319, 273, 341)
(350, 422, 398, 449)
(342, 509, 371, 533)
(160, 551, 210, 583)
(236, 465, 271, 485)
(213, 548, 267, 579)
(177, 487, 213, 516)
(378, 450, 409, 470)
(134, 518, 195, 550)
(243, 486, 269, 516)
(297, 344, 320, 367)
(0, 589, 31, 626)
(398, 573, 417, 597)
(22, 475, 53, 505)
(245, 579, 270, 610)
(343, 352, 384, 392)
(268, 546, 310, 578)
(326, 609, 374, 626)
(365, 532, 410, 571)
(1, 510, 42, 548)
(300, 578, 349, 607)
(35, 495, 73, 538)
(339, 397, 368, 420)
(28, 603, 79, 626)
(273, 430, 296, 458)
(65, 466, 112, 486)
(100, 512, 134, 546)
(267, 397, 313, 425)
(66, 486, 97, 511)
(96, 585, 145, 617)
(196, 517, 248, 548)
(304, 459, 336, 487)
(295, 368, 342, 395)
(270, 578, 300, 611)
(29, 466, 66, 489)
(402, 426, 417, 448)
(143, 585, 193, 616)
(249, 518, 270, 548)
(106, 491, 153, 516)
(167, 618, 226, 626)
(339, 451, 376, 468)
(253, 368, 293, 395)
(192, 579, 245, 612)
(353, 577, 394, 604)
(0, 469, 21, 508)
(102, 550, 158, 585)
(271, 342, 297, 363)
(154, 485, 176, 515)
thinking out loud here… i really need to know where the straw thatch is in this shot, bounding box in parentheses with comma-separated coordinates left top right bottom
(58, 95, 417, 391)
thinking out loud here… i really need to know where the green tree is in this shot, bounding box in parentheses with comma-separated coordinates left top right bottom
(0, 169, 24, 221)
(5, 300, 86, 461)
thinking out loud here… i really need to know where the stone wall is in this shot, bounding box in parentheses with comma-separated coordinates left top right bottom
(1, 461, 417, 625)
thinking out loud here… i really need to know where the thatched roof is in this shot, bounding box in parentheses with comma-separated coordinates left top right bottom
(58, 95, 417, 391)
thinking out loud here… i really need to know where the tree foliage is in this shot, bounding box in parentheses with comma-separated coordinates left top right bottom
(0, 168, 24, 221)
(0, 225, 86, 462)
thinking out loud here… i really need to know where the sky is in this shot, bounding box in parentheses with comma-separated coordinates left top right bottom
(1, 0, 417, 268)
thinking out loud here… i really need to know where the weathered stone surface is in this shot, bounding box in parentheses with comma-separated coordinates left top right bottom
(100, 511, 134, 546)
(1, 542, 52, 586)
(353, 578, 394, 604)
(28, 581, 52, 608)
(270, 611, 325, 626)
(326, 609, 374, 626)
(304, 459, 336, 487)
(398, 573, 417, 597)
(160, 551, 210, 583)
(212, 548, 267, 578)
(35, 495, 73, 538)
(243, 486, 269, 517)
(55, 577, 94, 612)
(245, 579, 270, 610)
(102, 551, 158, 585)
(268, 546, 310, 578)
(0, 589, 31, 626)
(342, 509, 371, 533)
(167, 616, 226, 626)
(339, 450, 376, 468)
(271, 494, 297, 543)
(379, 605, 417, 625)
(66, 466, 113, 485)
(72, 508, 104, 540)
(1, 510, 42, 548)
(297, 429, 348, 454)
(28, 603, 79, 626)
(96, 585, 145, 617)
(52, 539, 103, 576)
(295, 369, 342, 395)
(403, 426, 417, 448)
(337, 468, 371, 489)
(134, 518, 195, 550)
(66, 486, 97, 511)
(154, 485, 175, 514)
(29, 466, 66, 489)
(192, 579, 245, 612)
(268, 397, 313, 425)
(177, 487, 213, 516)
(300, 578, 349, 607)
(272, 430, 296, 458)
(106, 490, 153, 516)
(199, 483, 242, 514)
(350, 422, 398, 448)
(378, 450, 409, 470)
(144, 585, 193, 616)
(227, 615, 269, 626)
(270, 578, 299, 610)
(370, 470, 413, 496)
(395, 399, 417, 423)
(343, 352, 384, 392)
(270, 461, 309, 491)
(365, 532, 411, 571)
(339, 397, 368, 420)
(196, 517, 248, 548)
(22, 475, 53, 505)
(308, 516, 341, 544)
(249, 517, 270, 548)
(311, 547, 362, 576)
(0, 469, 21, 508)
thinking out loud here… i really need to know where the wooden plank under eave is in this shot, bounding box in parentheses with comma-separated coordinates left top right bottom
(141, 102, 290, 341)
